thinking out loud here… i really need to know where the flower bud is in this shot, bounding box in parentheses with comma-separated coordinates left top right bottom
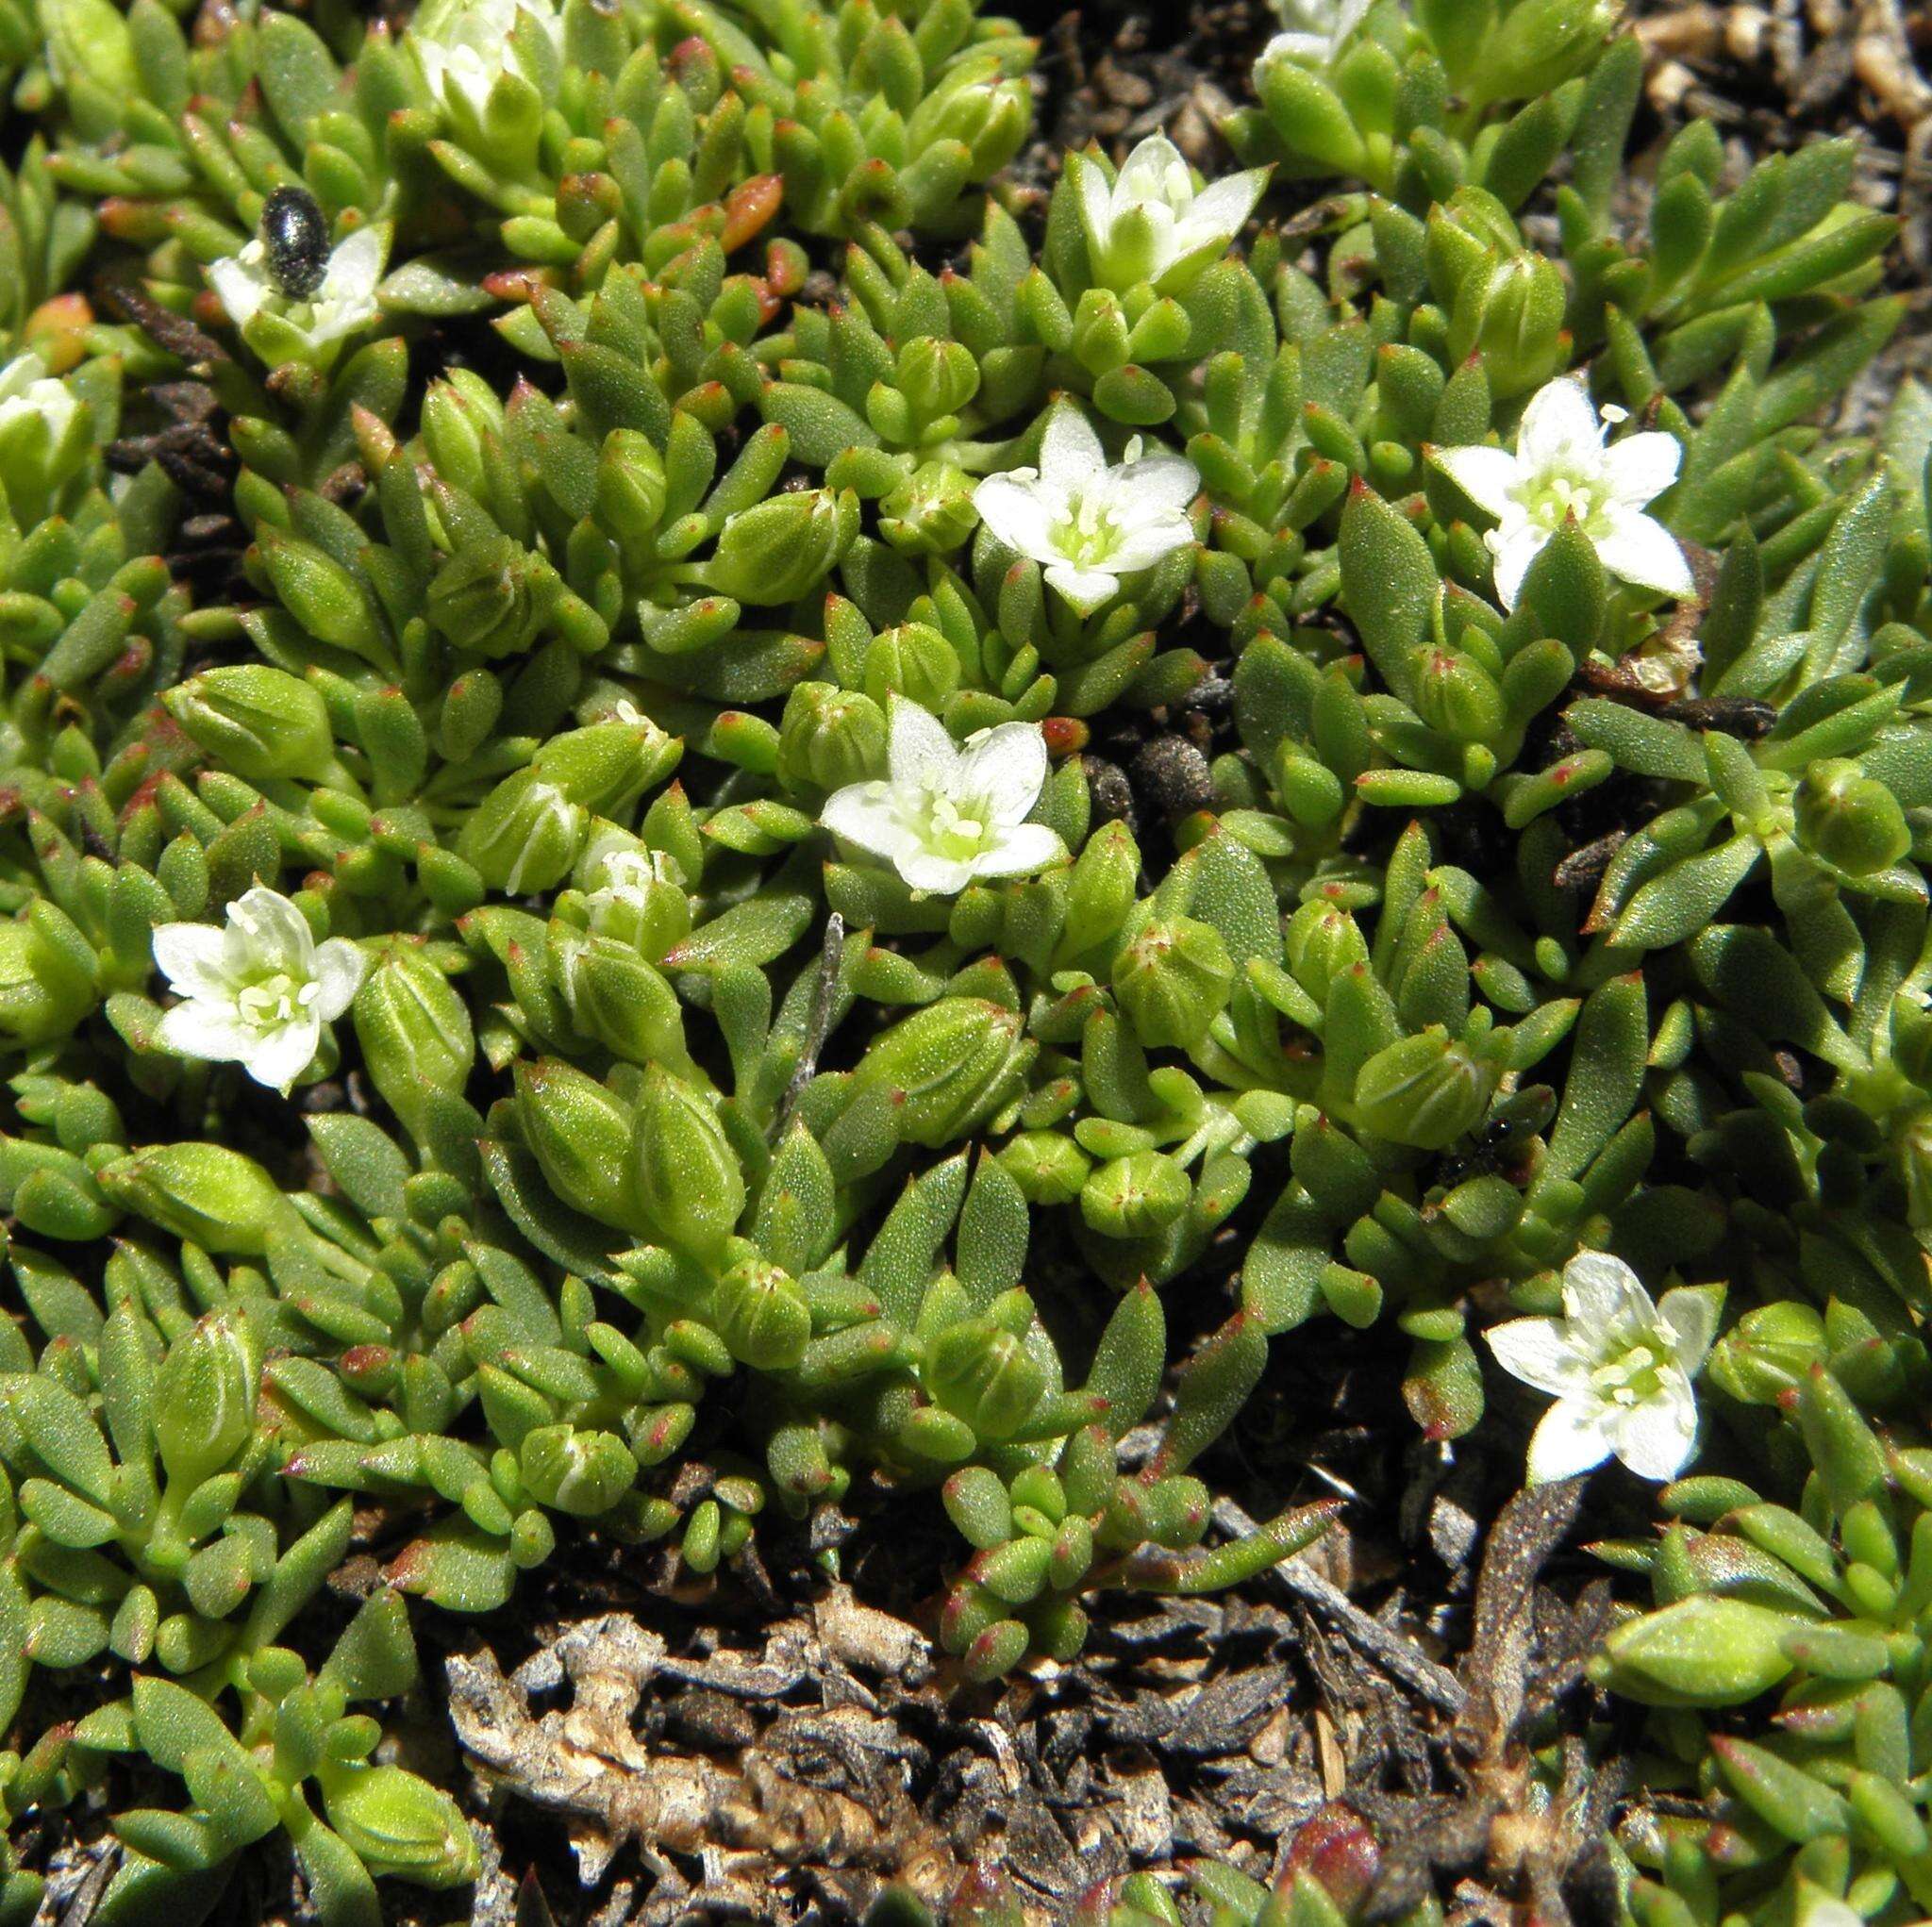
(854, 999, 1031, 1148)
(1794, 758, 1911, 876)
(1593, 1595, 1792, 1706)
(1111, 914, 1234, 1049)
(154, 1310, 259, 1488)
(354, 943, 475, 1138)
(596, 429, 669, 545)
(879, 461, 980, 554)
(631, 1066, 745, 1261)
(1707, 1301, 1827, 1404)
(0, 915, 97, 1048)
(428, 536, 551, 658)
(534, 715, 682, 816)
(317, 1762, 479, 1888)
(998, 1130, 1092, 1205)
(1450, 254, 1568, 400)
(1285, 900, 1369, 1003)
(1412, 647, 1507, 742)
(710, 1255, 812, 1370)
(95, 1143, 289, 1255)
(420, 372, 504, 498)
(1080, 1150, 1191, 1237)
(776, 682, 889, 793)
(863, 622, 960, 710)
(555, 934, 690, 1067)
(518, 1423, 639, 1517)
(579, 836, 691, 958)
(1478, 0, 1619, 100)
(1353, 1029, 1499, 1152)
(516, 1060, 650, 1234)
(164, 665, 334, 782)
(458, 772, 586, 894)
(708, 489, 858, 606)
(896, 338, 979, 422)
(925, 1318, 1047, 1440)
(908, 64, 1029, 176)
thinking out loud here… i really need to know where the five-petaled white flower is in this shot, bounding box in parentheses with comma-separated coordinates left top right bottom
(1074, 134, 1269, 293)
(1432, 376, 1692, 613)
(821, 698, 1064, 896)
(410, 0, 560, 117)
(207, 226, 388, 363)
(153, 887, 368, 1095)
(0, 352, 79, 449)
(1260, 0, 1373, 65)
(1487, 1250, 1722, 1485)
(973, 408, 1199, 617)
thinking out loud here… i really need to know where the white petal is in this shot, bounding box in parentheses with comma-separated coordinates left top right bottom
(1486, 1317, 1591, 1398)
(971, 472, 1056, 562)
(1516, 377, 1605, 473)
(972, 822, 1066, 881)
(1525, 1399, 1612, 1483)
(308, 939, 370, 1022)
(1074, 151, 1112, 244)
(0, 353, 45, 402)
(1108, 451, 1201, 517)
(822, 780, 912, 859)
(1259, 28, 1329, 60)
(885, 698, 961, 793)
(1608, 1373, 1699, 1481)
(152, 922, 232, 1000)
(156, 1000, 259, 1066)
(1334, 0, 1373, 39)
(1431, 444, 1520, 520)
(956, 723, 1048, 825)
(1603, 430, 1682, 508)
(229, 887, 316, 973)
(1039, 407, 1105, 491)
(1489, 520, 1547, 612)
(1593, 509, 1695, 600)
(1042, 562, 1121, 614)
(1102, 513, 1195, 575)
(1182, 168, 1268, 247)
(246, 1017, 323, 1095)
(1658, 1284, 1724, 1373)
(895, 848, 978, 896)
(207, 247, 272, 328)
(320, 226, 388, 307)
(1562, 1249, 1654, 1333)
(1114, 134, 1189, 209)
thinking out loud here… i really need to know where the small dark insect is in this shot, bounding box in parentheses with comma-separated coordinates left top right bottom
(259, 186, 330, 300)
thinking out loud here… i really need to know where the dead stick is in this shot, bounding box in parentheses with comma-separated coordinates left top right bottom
(1212, 1497, 1469, 1716)
(775, 911, 845, 1134)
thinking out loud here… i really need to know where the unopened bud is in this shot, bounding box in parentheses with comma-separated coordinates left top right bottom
(165, 665, 334, 781)
(776, 682, 889, 793)
(1111, 913, 1233, 1048)
(1794, 758, 1911, 876)
(95, 1143, 289, 1255)
(711, 1256, 811, 1370)
(1353, 1028, 1499, 1151)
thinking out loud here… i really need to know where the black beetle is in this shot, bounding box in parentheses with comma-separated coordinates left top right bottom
(259, 186, 330, 301)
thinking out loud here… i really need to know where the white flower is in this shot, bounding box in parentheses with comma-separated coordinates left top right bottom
(1432, 376, 1693, 613)
(0, 352, 79, 447)
(410, 0, 560, 117)
(207, 225, 388, 361)
(1487, 1250, 1722, 1485)
(153, 887, 368, 1095)
(1260, 0, 1372, 64)
(821, 698, 1065, 896)
(973, 408, 1199, 617)
(1074, 134, 1269, 293)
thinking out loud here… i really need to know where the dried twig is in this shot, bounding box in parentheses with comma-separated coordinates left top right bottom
(1212, 1497, 1469, 1716)
(775, 910, 845, 1135)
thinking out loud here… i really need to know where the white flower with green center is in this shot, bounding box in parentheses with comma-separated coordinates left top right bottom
(1487, 1250, 1722, 1484)
(0, 352, 79, 447)
(1260, 0, 1373, 64)
(821, 698, 1065, 896)
(153, 887, 368, 1094)
(207, 225, 388, 365)
(972, 408, 1199, 616)
(410, 0, 560, 117)
(1431, 376, 1692, 612)
(1073, 134, 1270, 293)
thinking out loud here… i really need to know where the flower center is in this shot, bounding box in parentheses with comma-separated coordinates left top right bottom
(1590, 1335, 1667, 1407)
(1522, 470, 1609, 538)
(237, 971, 316, 1032)
(1052, 491, 1126, 568)
(926, 793, 991, 859)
